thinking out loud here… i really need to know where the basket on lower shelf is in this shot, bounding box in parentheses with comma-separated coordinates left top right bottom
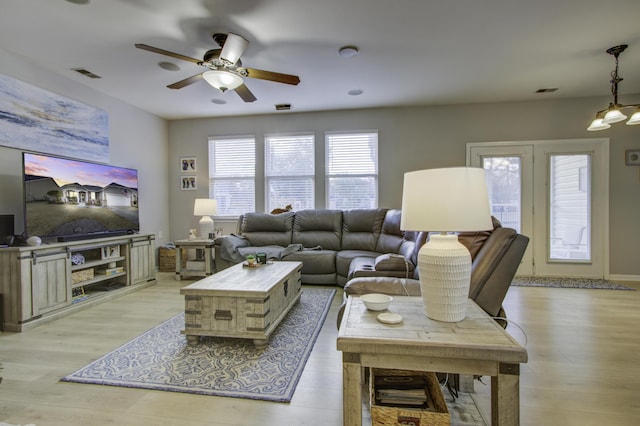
(159, 247, 187, 272)
(370, 368, 450, 426)
(71, 269, 94, 284)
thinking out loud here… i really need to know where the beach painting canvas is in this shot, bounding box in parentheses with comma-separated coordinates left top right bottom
(0, 73, 109, 162)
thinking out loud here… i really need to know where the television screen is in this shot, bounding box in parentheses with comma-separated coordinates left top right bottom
(23, 152, 139, 241)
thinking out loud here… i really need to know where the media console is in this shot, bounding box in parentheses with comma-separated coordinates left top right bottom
(0, 233, 156, 332)
(56, 229, 133, 242)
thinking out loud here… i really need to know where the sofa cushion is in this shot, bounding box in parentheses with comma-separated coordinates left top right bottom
(341, 208, 387, 251)
(241, 212, 294, 247)
(375, 209, 404, 253)
(292, 209, 343, 250)
(282, 249, 337, 274)
(336, 249, 379, 280)
(237, 245, 287, 260)
(458, 216, 502, 260)
(348, 256, 414, 281)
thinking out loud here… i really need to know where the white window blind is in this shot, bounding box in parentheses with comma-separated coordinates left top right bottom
(208, 136, 255, 216)
(326, 131, 378, 209)
(265, 134, 315, 211)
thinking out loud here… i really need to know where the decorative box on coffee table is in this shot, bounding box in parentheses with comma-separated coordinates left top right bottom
(180, 261, 302, 346)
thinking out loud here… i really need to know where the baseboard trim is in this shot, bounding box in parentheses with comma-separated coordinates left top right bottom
(608, 274, 640, 282)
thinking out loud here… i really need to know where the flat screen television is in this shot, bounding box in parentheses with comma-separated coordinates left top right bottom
(23, 152, 140, 242)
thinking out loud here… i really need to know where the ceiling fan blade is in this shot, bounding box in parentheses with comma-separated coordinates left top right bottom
(220, 33, 249, 65)
(235, 84, 257, 103)
(167, 73, 203, 89)
(135, 43, 201, 64)
(242, 68, 300, 85)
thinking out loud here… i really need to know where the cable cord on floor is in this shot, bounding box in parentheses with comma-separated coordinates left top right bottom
(439, 373, 459, 400)
(489, 316, 528, 347)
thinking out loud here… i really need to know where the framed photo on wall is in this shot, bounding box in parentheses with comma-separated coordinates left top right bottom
(181, 175, 197, 190)
(180, 156, 197, 173)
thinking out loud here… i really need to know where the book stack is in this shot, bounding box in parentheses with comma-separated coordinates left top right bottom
(97, 266, 124, 275)
(374, 374, 430, 409)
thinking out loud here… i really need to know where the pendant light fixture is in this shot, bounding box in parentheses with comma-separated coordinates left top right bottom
(587, 44, 640, 131)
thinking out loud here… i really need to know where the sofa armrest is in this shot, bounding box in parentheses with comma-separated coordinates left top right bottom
(344, 276, 421, 297)
(214, 234, 251, 264)
(472, 232, 529, 317)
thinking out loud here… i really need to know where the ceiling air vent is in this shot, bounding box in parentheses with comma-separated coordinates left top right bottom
(275, 104, 291, 111)
(535, 88, 558, 93)
(71, 68, 102, 79)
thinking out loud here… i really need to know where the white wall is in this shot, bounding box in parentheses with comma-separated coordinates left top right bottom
(2, 42, 637, 276)
(0, 47, 171, 247)
(168, 96, 640, 276)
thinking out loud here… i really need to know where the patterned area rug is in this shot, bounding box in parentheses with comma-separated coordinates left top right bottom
(62, 288, 335, 402)
(512, 276, 635, 290)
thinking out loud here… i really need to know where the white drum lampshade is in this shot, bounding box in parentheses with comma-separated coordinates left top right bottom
(400, 167, 493, 322)
(193, 198, 218, 239)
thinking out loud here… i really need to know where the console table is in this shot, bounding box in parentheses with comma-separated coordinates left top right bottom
(174, 238, 215, 280)
(0, 234, 156, 332)
(337, 296, 528, 426)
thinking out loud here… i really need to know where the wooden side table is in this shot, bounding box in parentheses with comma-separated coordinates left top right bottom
(337, 296, 528, 426)
(174, 238, 215, 280)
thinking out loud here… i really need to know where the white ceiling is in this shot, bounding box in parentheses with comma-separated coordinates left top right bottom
(1, 0, 640, 120)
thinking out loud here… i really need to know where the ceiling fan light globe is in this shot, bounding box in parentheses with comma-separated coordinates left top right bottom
(587, 117, 611, 131)
(626, 109, 640, 125)
(602, 108, 627, 124)
(203, 70, 243, 91)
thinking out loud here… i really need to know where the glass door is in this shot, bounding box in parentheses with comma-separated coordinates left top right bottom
(468, 139, 608, 278)
(548, 154, 591, 262)
(469, 145, 533, 276)
(532, 141, 607, 278)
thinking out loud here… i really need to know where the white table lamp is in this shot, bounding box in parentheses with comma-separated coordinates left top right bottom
(193, 198, 218, 239)
(401, 167, 493, 322)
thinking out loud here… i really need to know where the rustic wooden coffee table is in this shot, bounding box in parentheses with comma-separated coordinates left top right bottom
(337, 296, 528, 426)
(180, 261, 303, 346)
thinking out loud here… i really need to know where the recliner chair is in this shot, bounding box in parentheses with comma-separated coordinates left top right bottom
(336, 225, 529, 328)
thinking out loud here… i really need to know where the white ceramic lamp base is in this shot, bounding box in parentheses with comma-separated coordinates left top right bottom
(417, 233, 472, 322)
(198, 216, 214, 239)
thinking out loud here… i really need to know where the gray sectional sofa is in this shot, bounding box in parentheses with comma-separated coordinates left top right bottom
(214, 208, 425, 286)
(214, 206, 530, 318)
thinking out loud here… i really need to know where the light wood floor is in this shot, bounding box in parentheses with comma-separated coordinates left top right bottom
(1, 273, 639, 425)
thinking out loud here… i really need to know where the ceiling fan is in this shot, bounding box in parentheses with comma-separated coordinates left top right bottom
(135, 33, 300, 103)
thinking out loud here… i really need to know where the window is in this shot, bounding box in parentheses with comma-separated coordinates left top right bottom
(326, 131, 378, 209)
(549, 154, 591, 261)
(265, 134, 315, 212)
(208, 136, 255, 216)
(482, 156, 522, 232)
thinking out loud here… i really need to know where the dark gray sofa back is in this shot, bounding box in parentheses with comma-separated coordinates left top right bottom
(375, 209, 404, 253)
(292, 209, 343, 250)
(240, 212, 294, 247)
(377, 209, 424, 260)
(342, 208, 387, 251)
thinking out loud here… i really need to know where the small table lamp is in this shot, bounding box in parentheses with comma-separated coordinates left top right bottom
(193, 198, 218, 239)
(400, 167, 493, 322)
